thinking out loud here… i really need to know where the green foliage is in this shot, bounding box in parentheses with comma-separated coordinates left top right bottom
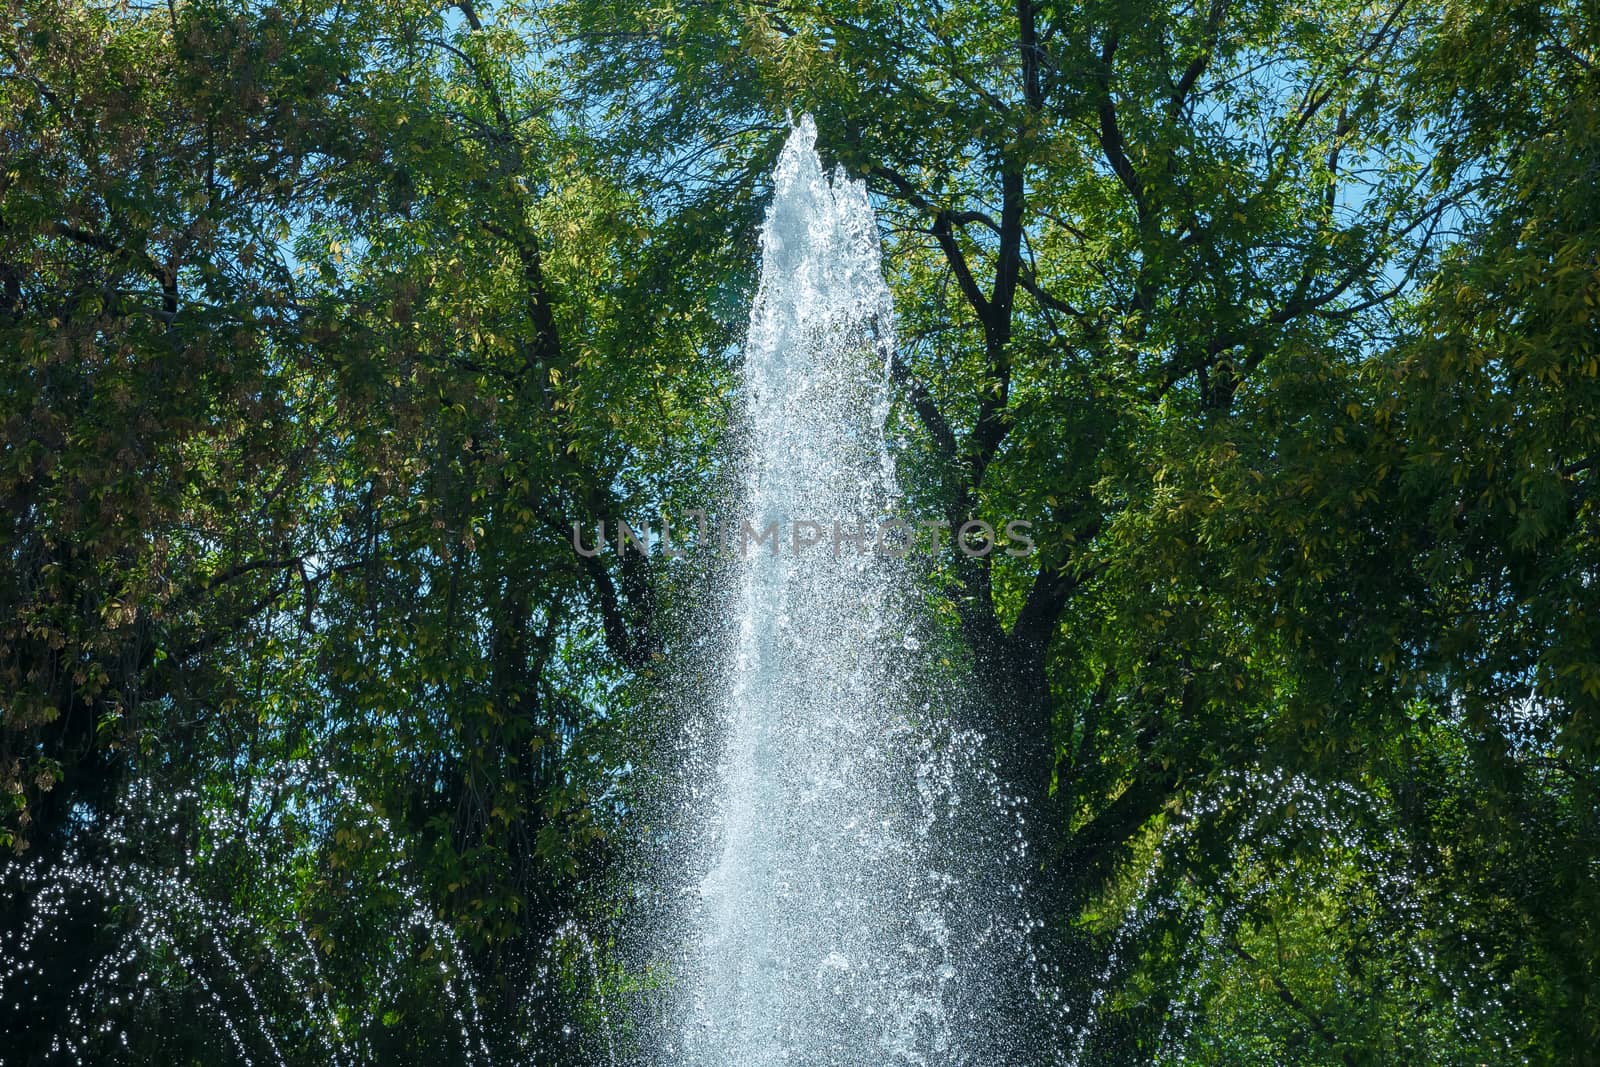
(2, 0, 1596, 1062)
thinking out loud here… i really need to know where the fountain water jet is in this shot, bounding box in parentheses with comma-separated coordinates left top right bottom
(648, 115, 1034, 1067)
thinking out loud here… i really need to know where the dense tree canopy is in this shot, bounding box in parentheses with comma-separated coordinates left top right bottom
(1, 0, 1596, 1063)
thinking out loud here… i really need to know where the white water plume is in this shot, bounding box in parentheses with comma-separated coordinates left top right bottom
(644, 115, 1031, 1067)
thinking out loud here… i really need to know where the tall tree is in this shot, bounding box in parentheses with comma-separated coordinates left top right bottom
(556, 0, 1597, 1059)
(2, 0, 727, 1059)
